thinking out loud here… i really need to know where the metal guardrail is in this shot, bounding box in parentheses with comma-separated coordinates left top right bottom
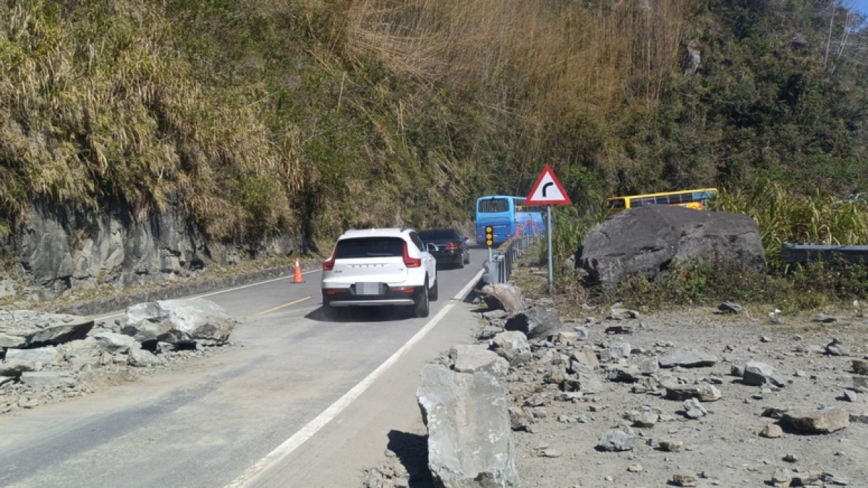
(483, 234, 537, 284)
(782, 243, 868, 264)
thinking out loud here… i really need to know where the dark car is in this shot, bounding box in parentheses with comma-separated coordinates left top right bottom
(419, 229, 470, 269)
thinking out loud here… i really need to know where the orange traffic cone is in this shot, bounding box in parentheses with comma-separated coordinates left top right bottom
(292, 258, 304, 283)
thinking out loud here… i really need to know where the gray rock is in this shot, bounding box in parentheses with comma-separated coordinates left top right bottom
(4, 346, 59, 366)
(682, 398, 707, 419)
(658, 440, 683, 452)
(19, 371, 77, 389)
(659, 349, 719, 368)
(826, 339, 850, 357)
(670, 472, 700, 487)
(718, 301, 744, 314)
(743, 361, 787, 387)
(570, 348, 599, 371)
(578, 205, 765, 288)
(120, 298, 236, 346)
(772, 468, 793, 486)
(0, 359, 36, 377)
(451, 345, 510, 377)
(491, 332, 531, 365)
(637, 357, 659, 375)
(129, 347, 163, 367)
(600, 342, 631, 362)
(596, 429, 635, 452)
(563, 373, 604, 394)
(665, 384, 721, 402)
(479, 283, 525, 314)
(759, 424, 783, 438)
(783, 407, 849, 434)
(417, 364, 520, 488)
(504, 306, 562, 340)
(812, 313, 838, 323)
(92, 331, 140, 354)
(0, 310, 94, 348)
(853, 360, 868, 376)
(478, 326, 504, 340)
(607, 308, 639, 320)
(606, 365, 643, 383)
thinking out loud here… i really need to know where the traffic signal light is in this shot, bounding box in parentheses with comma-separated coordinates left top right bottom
(485, 226, 494, 247)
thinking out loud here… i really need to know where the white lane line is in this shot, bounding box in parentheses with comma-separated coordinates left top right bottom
(225, 268, 485, 488)
(94, 269, 320, 321)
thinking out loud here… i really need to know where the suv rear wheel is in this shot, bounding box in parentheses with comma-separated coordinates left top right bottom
(413, 279, 430, 318)
(429, 274, 439, 301)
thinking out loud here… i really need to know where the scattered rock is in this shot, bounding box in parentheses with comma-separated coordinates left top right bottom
(681, 398, 708, 419)
(664, 384, 721, 402)
(627, 464, 643, 473)
(658, 440, 683, 452)
(504, 306, 562, 340)
(772, 468, 793, 487)
(743, 361, 787, 387)
(20, 371, 77, 389)
(596, 429, 635, 452)
(4, 346, 60, 366)
(760, 424, 784, 438)
(491, 331, 532, 366)
(0, 310, 94, 348)
(659, 349, 718, 368)
(825, 339, 850, 357)
(607, 308, 639, 320)
(853, 359, 868, 376)
(670, 471, 700, 487)
(782, 407, 849, 434)
(718, 301, 744, 314)
(450, 344, 510, 377)
(812, 313, 838, 323)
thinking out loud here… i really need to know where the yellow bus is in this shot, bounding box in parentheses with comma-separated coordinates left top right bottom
(605, 188, 718, 216)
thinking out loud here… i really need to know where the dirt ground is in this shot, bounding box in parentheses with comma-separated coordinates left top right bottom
(507, 306, 867, 488)
(364, 299, 868, 488)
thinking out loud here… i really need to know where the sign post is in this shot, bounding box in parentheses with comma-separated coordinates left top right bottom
(525, 164, 572, 294)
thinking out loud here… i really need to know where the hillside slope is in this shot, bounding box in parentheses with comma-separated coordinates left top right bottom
(0, 1, 865, 299)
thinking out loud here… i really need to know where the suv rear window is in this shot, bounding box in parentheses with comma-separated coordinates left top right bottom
(335, 237, 405, 259)
(419, 230, 458, 241)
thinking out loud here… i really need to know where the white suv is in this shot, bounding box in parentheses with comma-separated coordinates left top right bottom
(321, 228, 438, 318)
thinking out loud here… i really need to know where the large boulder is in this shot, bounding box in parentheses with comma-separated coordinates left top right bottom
(417, 364, 520, 488)
(0, 310, 94, 349)
(504, 306, 562, 340)
(479, 284, 526, 314)
(120, 298, 236, 347)
(578, 205, 765, 288)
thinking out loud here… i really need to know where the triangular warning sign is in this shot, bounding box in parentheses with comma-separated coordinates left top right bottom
(526, 165, 571, 205)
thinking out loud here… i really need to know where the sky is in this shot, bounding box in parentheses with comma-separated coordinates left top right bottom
(847, 0, 868, 16)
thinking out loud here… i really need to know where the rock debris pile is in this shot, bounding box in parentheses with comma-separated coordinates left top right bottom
(365, 284, 868, 488)
(0, 298, 237, 414)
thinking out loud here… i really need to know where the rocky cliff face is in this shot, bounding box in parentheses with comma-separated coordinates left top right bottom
(0, 198, 293, 303)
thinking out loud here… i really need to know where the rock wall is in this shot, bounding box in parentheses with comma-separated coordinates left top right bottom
(0, 198, 293, 302)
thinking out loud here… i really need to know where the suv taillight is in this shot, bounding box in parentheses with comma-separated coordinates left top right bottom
(403, 244, 422, 268)
(323, 250, 336, 271)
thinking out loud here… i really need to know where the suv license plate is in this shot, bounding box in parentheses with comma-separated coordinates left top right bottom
(356, 282, 381, 296)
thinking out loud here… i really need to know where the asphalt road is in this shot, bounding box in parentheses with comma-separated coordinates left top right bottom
(0, 249, 489, 488)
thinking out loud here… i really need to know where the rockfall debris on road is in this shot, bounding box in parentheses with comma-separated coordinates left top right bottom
(364, 284, 868, 488)
(0, 299, 238, 414)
